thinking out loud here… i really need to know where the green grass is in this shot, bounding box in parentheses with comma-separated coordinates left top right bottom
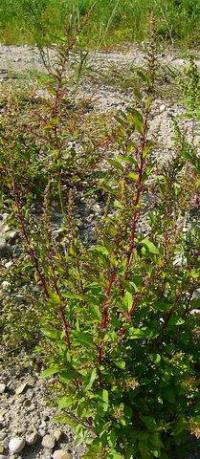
(0, 0, 200, 47)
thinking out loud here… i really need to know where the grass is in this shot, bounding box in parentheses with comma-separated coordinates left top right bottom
(0, 0, 200, 47)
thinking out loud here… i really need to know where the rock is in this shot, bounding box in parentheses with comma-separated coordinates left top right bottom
(1, 281, 11, 291)
(0, 455, 8, 459)
(42, 434, 55, 449)
(159, 104, 166, 113)
(26, 403, 35, 412)
(26, 430, 39, 445)
(53, 451, 72, 459)
(4, 261, 13, 269)
(53, 429, 63, 442)
(5, 229, 18, 242)
(15, 382, 29, 395)
(9, 437, 25, 454)
(192, 288, 200, 300)
(0, 384, 6, 394)
(190, 309, 200, 315)
(0, 444, 4, 454)
(26, 376, 35, 386)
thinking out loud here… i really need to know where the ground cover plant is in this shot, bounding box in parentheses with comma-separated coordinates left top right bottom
(1, 0, 200, 46)
(0, 12, 200, 459)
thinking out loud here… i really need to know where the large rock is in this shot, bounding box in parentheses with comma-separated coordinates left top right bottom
(9, 437, 25, 454)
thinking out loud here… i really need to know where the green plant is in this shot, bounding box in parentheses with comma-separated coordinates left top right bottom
(1, 30, 200, 459)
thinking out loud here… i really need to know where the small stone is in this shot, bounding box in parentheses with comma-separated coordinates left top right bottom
(0, 384, 6, 394)
(1, 281, 11, 290)
(26, 431, 39, 445)
(159, 104, 166, 113)
(4, 261, 13, 269)
(26, 376, 35, 386)
(15, 382, 28, 395)
(190, 309, 200, 315)
(39, 420, 46, 429)
(53, 451, 72, 459)
(53, 429, 63, 442)
(42, 435, 55, 449)
(9, 437, 25, 454)
(0, 433, 6, 442)
(26, 403, 35, 412)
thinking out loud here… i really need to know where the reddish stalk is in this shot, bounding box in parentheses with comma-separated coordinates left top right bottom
(125, 108, 150, 275)
(97, 272, 116, 364)
(12, 176, 71, 349)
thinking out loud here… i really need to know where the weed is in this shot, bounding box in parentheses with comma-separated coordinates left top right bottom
(0, 20, 200, 459)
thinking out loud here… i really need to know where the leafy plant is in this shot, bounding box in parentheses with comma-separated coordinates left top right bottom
(1, 24, 200, 459)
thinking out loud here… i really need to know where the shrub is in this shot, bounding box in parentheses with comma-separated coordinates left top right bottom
(1, 27, 200, 459)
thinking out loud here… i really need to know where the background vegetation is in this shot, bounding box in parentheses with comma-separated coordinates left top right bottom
(1, 0, 200, 46)
(0, 4, 200, 458)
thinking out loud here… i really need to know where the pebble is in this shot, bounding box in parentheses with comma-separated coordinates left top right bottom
(190, 309, 200, 315)
(53, 429, 63, 442)
(15, 382, 29, 395)
(26, 430, 39, 445)
(0, 384, 6, 394)
(1, 281, 11, 291)
(4, 261, 13, 269)
(159, 104, 166, 113)
(53, 451, 72, 459)
(42, 434, 55, 449)
(9, 437, 25, 454)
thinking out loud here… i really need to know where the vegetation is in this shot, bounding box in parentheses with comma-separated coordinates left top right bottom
(1, 0, 200, 46)
(1, 10, 200, 459)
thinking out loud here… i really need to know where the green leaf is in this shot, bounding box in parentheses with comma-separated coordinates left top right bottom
(41, 365, 60, 378)
(115, 359, 126, 369)
(60, 368, 80, 382)
(123, 291, 133, 312)
(91, 245, 109, 258)
(141, 239, 159, 255)
(128, 327, 147, 339)
(142, 416, 157, 431)
(168, 315, 185, 326)
(49, 292, 61, 305)
(73, 331, 94, 348)
(63, 292, 84, 301)
(58, 395, 75, 409)
(89, 304, 101, 321)
(85, 368, 97, 391)
(110, 450, 123, 459)
(128, 172, 139, 181)
(155, 299, 172, 312)
(41, 328, 61, 341)
(127, 108, 144, 133)
(102, 389, 109, 412)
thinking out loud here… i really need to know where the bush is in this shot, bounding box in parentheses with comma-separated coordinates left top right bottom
(1, 25, 200, 459)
